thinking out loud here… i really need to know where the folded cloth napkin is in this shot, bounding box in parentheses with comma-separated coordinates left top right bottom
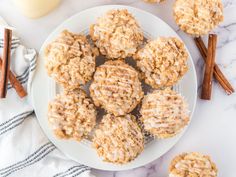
(0, 17, 94, 177)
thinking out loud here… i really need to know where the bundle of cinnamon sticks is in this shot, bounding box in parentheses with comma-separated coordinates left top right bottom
(0, 28, 27, 99)
(194, 35, 234, 100)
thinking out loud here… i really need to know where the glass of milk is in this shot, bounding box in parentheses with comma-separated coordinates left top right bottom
(12, 0, 61, 18)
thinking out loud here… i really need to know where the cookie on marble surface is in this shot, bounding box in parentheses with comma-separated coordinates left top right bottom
(90, 9, 143, 59)
(48, 89, 97, 141)
(174, 0, 224, 36)
(135, 37, 188, 88)
(169, 152, 218, 177)
(140, 89, 190, 139)
(92, 114, 144, 164)
(90, 60, 144, 116)
(45, 30, 98, 89)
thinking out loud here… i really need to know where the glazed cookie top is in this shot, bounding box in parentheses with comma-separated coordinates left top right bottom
(45, 30, 98, 89)
(174, 0, 224, 36)
(140, 89, 190, 139)
(90, 9, 143, 59)
(90, 60, 144, 116)
(48, 89, 97, 141)
(92, 114, 144, 164)
(135, 37, 188, 88)
(169, 152, 218, 177)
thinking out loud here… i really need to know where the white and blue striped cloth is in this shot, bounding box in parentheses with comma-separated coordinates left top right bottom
(0, 17, 94, 177)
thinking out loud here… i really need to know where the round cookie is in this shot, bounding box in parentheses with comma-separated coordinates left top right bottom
(48, 89, 97, 141)
(90, 60, 144, 116)
(135, 37, 188, 88)
(174, 0, 224, 36)
(92, 114, 144, 164)
(90, 9, 143, 59)
(169, 152, 218, 177)
(140, 89, 189, 139)
(45, 30, 98, 89)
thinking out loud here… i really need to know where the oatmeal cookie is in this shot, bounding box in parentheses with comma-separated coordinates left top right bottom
(174, 0, 224, 36)
(169, 152, 218, 177)
(140, 89, 190, 139)
(92, 114, 144, 164)
(48, 89, 97, 141)
(90, 9, 143, 59)
(135, 37, 188, 88)
(90, 60, 144, 116)
(45, 30, 98, 89)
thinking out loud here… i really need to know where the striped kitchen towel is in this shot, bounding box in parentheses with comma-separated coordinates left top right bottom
(0, 17, 94, 177)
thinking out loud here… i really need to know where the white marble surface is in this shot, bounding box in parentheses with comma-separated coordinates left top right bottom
(1, 0, 236, 176)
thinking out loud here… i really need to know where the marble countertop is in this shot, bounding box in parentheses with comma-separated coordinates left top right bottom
(1, 0, 236, 176)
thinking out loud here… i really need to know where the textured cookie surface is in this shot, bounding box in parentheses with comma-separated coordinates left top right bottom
(48, 89, 97, 141)
(90, 60, 144, 116)
(90, 9, 143, 59)
(45, 30, 98, 89)
(174, 0, 223, 35)
(169, 152, 218, 177)
(135, 37, 188, 88)
(140, 89, 189, 139)
(92, 114, 144, 164)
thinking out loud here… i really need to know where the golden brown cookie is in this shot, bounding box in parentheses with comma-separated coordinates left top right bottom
(169, 152, 218, 177)
(90, 60, 144, 116)
(140, 89, 190, 139)
(174, 0, 224, 36)
(90, 9, 143, 59)
(92, 114, 144, 164)
(48, 89, 97, 141)
(135, 37, 188, 88)
(45, 30, 98, 89)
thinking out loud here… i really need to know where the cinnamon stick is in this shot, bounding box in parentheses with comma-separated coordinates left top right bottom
(201, 34, 217, 100)
(0, 28, 12, 98)
(194, 37, 234, 95)
(0, 58, 27, 98)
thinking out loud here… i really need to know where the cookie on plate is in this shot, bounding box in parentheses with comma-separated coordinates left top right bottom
(90, 9, 143, 59)
(48, 89, 97, 141)
(90, 60, 144, 116)
(92, 114, 144, 164)
(45, 30, 98, 89)
(169, 152, 218, 177)
(174, 0, 224, 36)
(135, 37, 188, 88)
(140, 89, 190, 139)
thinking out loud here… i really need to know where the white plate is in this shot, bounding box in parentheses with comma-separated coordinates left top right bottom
(31, 5, 197, 171)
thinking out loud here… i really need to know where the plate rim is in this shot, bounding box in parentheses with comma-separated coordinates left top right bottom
(31, 4, 198, 171)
